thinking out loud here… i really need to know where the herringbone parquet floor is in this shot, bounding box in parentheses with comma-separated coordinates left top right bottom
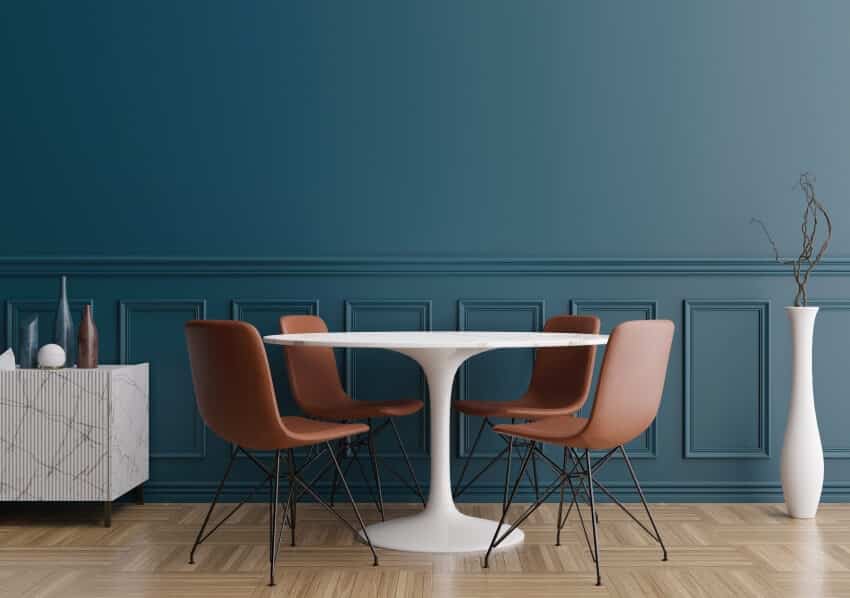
(0, 502, 847, 597)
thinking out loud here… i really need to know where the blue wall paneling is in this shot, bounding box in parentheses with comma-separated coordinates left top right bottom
(3, 1, 850, 502)
(2, 259, 850, 502)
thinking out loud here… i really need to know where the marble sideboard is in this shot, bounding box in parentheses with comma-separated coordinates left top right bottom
(0, 364, 149, 526)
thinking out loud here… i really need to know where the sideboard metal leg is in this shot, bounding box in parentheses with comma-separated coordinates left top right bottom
(103, 501, 112, 527)
(135, 484, 145, 505)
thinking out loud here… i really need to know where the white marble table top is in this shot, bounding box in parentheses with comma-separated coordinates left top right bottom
(263, 330, 609, 350)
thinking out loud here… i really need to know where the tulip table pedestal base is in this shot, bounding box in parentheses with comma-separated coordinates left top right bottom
(263, 331, 608, 554)
(359, 507, 523, 553)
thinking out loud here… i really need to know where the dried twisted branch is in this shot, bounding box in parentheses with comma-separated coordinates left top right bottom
(751, 173, 832, 307)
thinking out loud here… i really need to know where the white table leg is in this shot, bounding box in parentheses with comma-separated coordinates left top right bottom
(359, 348, 525, 553)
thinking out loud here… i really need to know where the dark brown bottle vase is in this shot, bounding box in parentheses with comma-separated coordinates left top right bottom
(77, 304, 99, 368)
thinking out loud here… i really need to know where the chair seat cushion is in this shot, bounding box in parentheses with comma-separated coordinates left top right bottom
(493, 415, 589, 445)
(452, 399, 580, 420)
(312, 399, 424, 420)
(282, 416, 369, 446)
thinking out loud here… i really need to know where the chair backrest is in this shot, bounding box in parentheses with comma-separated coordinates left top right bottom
(578, 320, 674, 449)
(525, 314, 601, 410)
(185, 320, 292, 450)
(279, 315, 350, 415)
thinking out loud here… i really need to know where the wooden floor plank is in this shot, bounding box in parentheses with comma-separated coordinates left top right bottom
(0, 502, 847, 597)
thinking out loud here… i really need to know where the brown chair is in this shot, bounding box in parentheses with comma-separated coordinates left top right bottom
(184, 320, 378, 587)
(482, 320, 674, 586)
(280, 315, 426, 519)
(452, 314, 601, 500)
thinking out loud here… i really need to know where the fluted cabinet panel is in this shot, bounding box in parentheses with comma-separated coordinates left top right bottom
(0, 365, 148, 501)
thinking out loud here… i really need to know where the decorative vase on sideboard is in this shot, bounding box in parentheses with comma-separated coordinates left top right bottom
(53, 275, 74, 366)
(781, 306, 824, 519)
(77, 304, 98, 368)
(19, 314, 38, 369)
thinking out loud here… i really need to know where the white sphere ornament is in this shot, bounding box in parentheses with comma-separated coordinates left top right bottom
(37, 344, 66, 369)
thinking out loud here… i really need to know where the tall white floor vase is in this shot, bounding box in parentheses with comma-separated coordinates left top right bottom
(781, 306, 824, 519)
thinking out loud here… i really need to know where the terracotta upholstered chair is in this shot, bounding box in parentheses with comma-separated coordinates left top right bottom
(452, 314, 601, 500)
(185, 320, 378, 587)
(483, 320, 674, 587)
(280, 315, 425, 519)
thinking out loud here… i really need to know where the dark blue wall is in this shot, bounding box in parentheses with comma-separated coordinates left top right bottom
(2, 1, 850, 502)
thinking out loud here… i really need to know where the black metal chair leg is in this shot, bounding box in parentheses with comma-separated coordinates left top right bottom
(569, 447, 597, 521)
(103, 501, 112, 528)
(287, 448, 297, 547)
(620, 445, 667, 561)
(350, 443, 381, 512)
(190, 446, 237, 564)
(484, 438, 535, 568)
(327, 442, 379, 566)
(564, 457, 595, 560)
(585, 449, 602, 586)
(389, 418, 426, 508)
(454, 416, 488, 498)
(328, 438, 343, 506)
(366, 420, 385, 521)
(268, 450, 281, 586)
(455, 418, 540, 502)
(511, 441, 538, 499)
(277, 479, 294, 556)
(556, 447, 566, 546)
(503, 436, 513, 509)
(530, 445, 540, 501)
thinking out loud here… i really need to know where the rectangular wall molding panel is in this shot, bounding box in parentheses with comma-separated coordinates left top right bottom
(231, 298, 320, 459)
(344, 299, 432, 457)
(684, 300, 770, 459)
(119, 300, 207, 460)
(231, 299, 319, 322)
(810, 299, 850, 459)
(456, 299, 545, 459)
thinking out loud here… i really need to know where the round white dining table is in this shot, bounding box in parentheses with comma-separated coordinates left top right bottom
(263, 330, 609, 553)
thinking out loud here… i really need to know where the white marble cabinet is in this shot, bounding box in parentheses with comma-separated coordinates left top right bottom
(0, 364, 149, 526)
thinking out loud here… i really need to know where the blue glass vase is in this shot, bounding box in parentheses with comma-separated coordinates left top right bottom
(19, 314, 38, 368)
(53, 275, 74, 367)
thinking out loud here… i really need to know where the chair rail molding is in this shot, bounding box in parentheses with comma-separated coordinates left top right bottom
(3, 255, 850, 277)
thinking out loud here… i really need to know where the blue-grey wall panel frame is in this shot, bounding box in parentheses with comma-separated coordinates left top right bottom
(344, 299, 432, 457)
(810, 299, 850, 459)
(230, 298, 320, 459)
(684, 300, 770, 459)
(456, 299, 545, 459)
(119, 299, 208, 460)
